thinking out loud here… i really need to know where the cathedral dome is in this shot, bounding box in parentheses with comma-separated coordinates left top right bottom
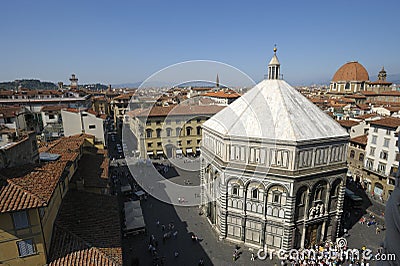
(332, 61, 369, 82)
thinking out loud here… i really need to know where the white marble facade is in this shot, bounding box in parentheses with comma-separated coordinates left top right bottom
(200, 49, 349, 250)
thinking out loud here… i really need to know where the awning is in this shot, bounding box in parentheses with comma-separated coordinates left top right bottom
(186, 148, 193, 153)
(156, 151, 164, 155)
(135, 190, 145, 197)
(176, 149, 183, 155)
(147, 151, 154, 156)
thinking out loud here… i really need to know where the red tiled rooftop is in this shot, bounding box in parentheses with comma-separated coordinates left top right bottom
(49, 190, 122, 265)
(0, 161, 67, 213)
(337, 120, 359, 128)
(370, 117, 400, 129)
(350, 134, 368, 146)
(203, 90, 241, 99)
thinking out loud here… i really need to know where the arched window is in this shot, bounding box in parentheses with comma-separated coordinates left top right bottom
(359, 153, 364, 161)
(252, 189, 258, 199)
(297, 189, 307, 206)
(166, 128, 172, 137)
(345, 82, 350, 90)
(186, 127, 193, 136)
(232, 185, 239, 196)
(146, 129, 153, 138)
(350, 150, 355, 158)
(197, 126, 201, 135)
(176, 127, 182, 137)
(315, 186, 324, 201)
(156, 128, 162, 138)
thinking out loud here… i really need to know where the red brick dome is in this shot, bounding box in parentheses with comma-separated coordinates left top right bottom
(332, 61, 369, 82)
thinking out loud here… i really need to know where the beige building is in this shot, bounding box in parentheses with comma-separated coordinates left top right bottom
(128, 104, 225, 159)
(347, 135, 367, 183)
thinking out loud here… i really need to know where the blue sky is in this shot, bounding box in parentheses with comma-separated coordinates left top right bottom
(1, 0, 399, 85)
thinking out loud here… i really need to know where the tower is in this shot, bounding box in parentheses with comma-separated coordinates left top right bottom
(378, 66, 387, 82)
(69, 74, 78, 90)
(268, 45, 280, 80)
(216, 74, 220, 89)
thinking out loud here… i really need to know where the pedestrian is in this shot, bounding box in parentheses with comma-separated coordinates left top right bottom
(161, 224, 165, 231)
(251, 253, 255, 261)
(174, 251, 179, 257)
(376, 227, 381, 234)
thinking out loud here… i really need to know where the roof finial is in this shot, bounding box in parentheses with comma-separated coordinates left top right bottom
(273, 44, 277, 54)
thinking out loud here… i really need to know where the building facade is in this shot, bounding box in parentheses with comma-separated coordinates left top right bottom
(363, 117, 399, 200)
(201, 49, 349, 251)
(128, 104, 224, 159)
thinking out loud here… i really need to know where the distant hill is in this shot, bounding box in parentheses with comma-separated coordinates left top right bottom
(0, 79, 58, 90)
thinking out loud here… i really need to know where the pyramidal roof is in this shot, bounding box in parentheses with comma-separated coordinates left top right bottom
(203, 79, 348, 142)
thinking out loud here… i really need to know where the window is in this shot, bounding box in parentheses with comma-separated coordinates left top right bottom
(146, 129, 153, 138)
(17, 239, 35, 257)
(88, 124, 96, 129)
(177, 140, 182, 146)
(48, 114, 55, 119)
(146, 121, 151, 126)
(156, 128, 161, 138)
(386, 129, 391, 136)
(186, 127, 192, 136)
(380, 151, 388, 160)
(366, 159, 373, 170)
(197, 118, 201, 123)
(232, 186, 239, 196)
(147, 142, 152, 148)
(350, 150, 355, 158)
(345, 82, 350, 90)
(359, 153, 364, 161)
(187, 140, 192, 145)
(156, 120, 161, 125)
(197, 139, 201, 144)
(157, 142, 162, 147)
(315, 186, 324, 201)
(13, 211, 29, 230)
(176, 119, 181, 124)
(378, 163, 386, 174)
(196, 126, 201, 135)
(370, 147, 375, 156)
(273, 192, 281, 204)
(373, 127, 378, 133)
(166, 128, 172, 137)
(383, 138, 390, 148)
(176, 128, 181, 137)
(372, 136, 377, 144)
(252, 189, 258, 199)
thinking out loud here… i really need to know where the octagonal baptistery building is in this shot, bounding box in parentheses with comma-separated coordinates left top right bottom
(200, 49, 349, 251)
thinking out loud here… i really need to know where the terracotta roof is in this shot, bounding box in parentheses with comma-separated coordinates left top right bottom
(384, 106, 400, 112)
(192, 87, 213, 91)
(377, 91, 400, 96)
(70, 147, 108, 189)
(350, 134, 368, 146)
(370, 80, 392, 85)
(0, 106, 24, 118)
(337, 120, 359, 128)
(48, 190, 122, 266)
(355, 104, 370, 110)
(354, 113, 380, 120)
(361, 91, 377, 95)
(0, 161, 67, 213)
(370, 117, 400, 129)
(203, 90, 241, 99)
(41, 105, 67, 112)
(346, 94, 367, 99)
(332, 61, 369, 82)
(130, 104, 226, 118)
(113, 93, 134, 100)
